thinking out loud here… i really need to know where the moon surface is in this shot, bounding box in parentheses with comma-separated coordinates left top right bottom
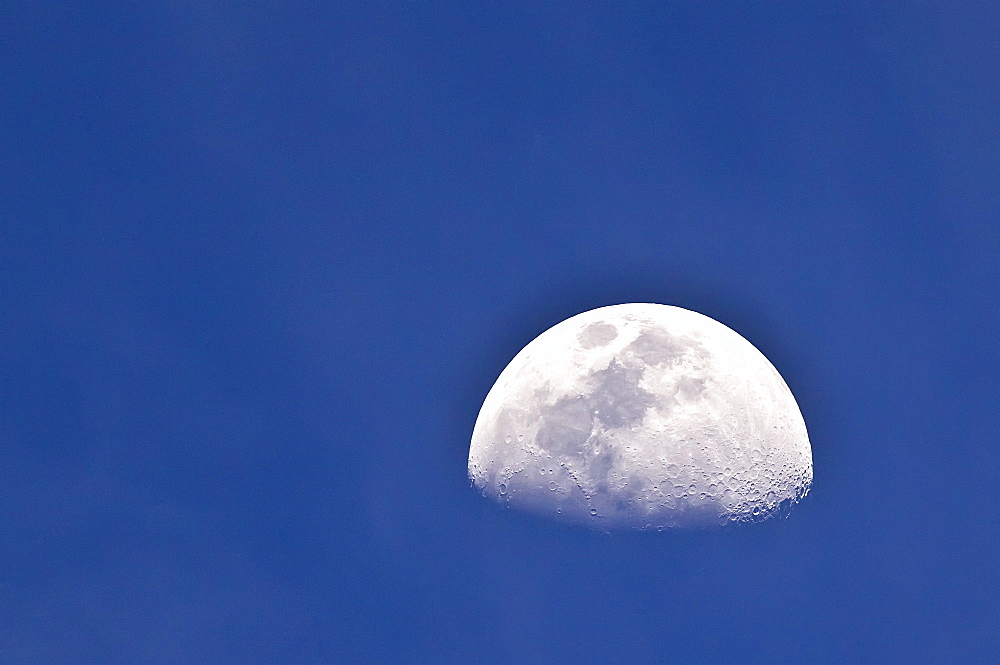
(468, 303, 812, 529)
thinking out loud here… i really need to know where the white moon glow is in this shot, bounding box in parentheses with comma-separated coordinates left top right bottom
(468, 303, 812, 529)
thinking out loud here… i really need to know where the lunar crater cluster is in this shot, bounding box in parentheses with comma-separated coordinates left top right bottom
(468, 303, 813, 530)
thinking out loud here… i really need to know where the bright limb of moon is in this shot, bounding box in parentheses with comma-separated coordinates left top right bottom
(468, 303, 812, 529)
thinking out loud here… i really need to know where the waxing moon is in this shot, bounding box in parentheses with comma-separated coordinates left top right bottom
(468, 303, 812, 529)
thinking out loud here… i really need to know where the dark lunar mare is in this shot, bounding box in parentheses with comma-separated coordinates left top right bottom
(577, 321, 619, 348)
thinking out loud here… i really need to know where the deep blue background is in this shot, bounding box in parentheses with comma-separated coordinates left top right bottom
(3, 2, 998, 662)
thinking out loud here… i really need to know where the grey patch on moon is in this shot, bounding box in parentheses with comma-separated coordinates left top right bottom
(626, 327, 706, 367)
(535, 396, 594, 456)
(535, 361, 653, 454)
(577, 322, 618, 348)
(674, 375, 706, 401)
(587, 360, 653, 428)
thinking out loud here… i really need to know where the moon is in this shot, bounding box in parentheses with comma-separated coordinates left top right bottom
(468, 303, 812, 529)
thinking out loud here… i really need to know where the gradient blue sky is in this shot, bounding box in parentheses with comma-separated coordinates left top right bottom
(3, 3, 998, 662)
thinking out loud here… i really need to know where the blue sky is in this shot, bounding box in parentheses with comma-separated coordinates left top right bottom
(3, 2, 998, 662)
